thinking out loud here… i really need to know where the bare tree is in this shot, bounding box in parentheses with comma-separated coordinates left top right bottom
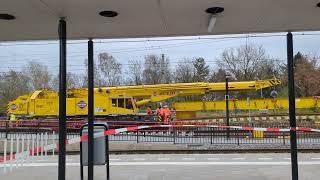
(52, 72, 84, 90)
(217, 44, 271, 81)
(209, 68, 227, 82)
(174, 59, 194, 83)
(83, 58, 105, 87)
(143, 55, 159, 84)
(24, 61, 51, 90)
(255, 59, 281, 80)
(143, 54, 171, 84)
(126, 59, 143, 85)
(0, 70, 31, 112)
(98, 53, 122, 86)
(66, 73, 84, 89)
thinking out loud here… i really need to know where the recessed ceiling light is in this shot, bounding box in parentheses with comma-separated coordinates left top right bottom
(99, 11, 118, 17)
(317, 2, 320, 7)
(205, 7, 224, 15)
(0, 14, 15, 20)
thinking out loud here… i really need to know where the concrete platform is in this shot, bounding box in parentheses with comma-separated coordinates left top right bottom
(1, 153, 320, 180)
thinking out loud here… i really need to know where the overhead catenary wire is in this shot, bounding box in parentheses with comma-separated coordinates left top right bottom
(1, 32, 319, 47)
(0, 58, 289, 70)
(1, 32, 317, 60)
(0, 37, 241, 59)
(0, 32, 318, 73)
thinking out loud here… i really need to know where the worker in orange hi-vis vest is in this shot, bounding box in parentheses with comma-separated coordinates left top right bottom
(156, 106, 161, 115)
(159, 106, 165, 122)
(170, 106, 176, 120)
(156, 106, 162, 122)
(146, 106, 153, 115)
(162, 105, 171, 124)
(145, 105, 154, 121)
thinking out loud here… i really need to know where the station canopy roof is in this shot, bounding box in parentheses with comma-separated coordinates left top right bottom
(1, 0, 320, 41)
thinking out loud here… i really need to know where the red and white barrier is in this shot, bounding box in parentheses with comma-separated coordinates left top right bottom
(1, 124, 320, 173)
(0, 132, 55, 174)
(63, 124, 320, 146)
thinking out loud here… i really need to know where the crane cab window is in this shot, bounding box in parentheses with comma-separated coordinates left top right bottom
(111, 98, 132, 109)
(125, 98, 133, 109)
(118, 98, 125, 108)
(112, 99, 117, 107)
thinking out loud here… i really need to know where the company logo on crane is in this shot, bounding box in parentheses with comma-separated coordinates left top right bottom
(77, 101, 87, 109)
(10, 104, 17, 110)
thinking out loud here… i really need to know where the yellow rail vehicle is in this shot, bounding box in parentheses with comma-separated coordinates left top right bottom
(7, 79, 281, 118)
(174, 97, 320, 119)
(8, 89, 137, 117)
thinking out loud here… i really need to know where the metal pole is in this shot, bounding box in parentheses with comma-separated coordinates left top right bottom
(80, 131, 84, 180)
(58, 18, 67, 180)
(10, 137, 13, 172)
(5, 121, 8, 139)
(88, 39, 94, 180)
(106, 135, 110, 180)
(226, 75, 230, 139)
(287, 32, 298, 180)
(4, 138, 7, 173)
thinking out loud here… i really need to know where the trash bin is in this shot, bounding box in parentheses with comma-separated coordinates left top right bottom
(80, 123, 109, 180)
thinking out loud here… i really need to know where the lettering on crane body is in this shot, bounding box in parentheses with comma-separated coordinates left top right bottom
(159, 91, 177, 96)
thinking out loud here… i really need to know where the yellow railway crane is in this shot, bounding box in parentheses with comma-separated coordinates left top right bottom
(7, 78, 280, 119)
(173, 96, 320, 119)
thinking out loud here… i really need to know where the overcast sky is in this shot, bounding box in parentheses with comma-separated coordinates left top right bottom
(0, 32, 319, 76)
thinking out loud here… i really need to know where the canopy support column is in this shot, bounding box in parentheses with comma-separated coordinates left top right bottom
(225, 75, 230, 139)
(58, 18, 67, 180)
(88, 39, 94, 180)
(287, 32, 298, 180)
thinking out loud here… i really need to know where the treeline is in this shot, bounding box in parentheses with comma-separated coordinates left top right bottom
(0, 44, 319, 112)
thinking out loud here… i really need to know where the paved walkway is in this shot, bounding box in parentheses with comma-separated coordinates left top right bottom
(1, 153, 320, 180)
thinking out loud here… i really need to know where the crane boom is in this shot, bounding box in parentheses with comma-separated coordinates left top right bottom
(99, 78, 280, 95)
(65, 78, 280, 106)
